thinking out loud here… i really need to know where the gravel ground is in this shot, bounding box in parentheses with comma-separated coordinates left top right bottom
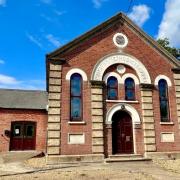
(0, 165, 155, 180)
(1, 157, 180, 180)
(153, 159, 180, 173)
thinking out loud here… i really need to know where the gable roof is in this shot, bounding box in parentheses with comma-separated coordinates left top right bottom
(47, 12, 180, 67)
(0, 89, 48, 110)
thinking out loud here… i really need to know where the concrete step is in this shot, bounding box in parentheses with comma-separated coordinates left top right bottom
(105, 154, 152, 163)
(105, 157, 152, 163)
(108, 154, 143, 159)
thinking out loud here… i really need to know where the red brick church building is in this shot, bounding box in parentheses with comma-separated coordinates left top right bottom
(1, 12, 180, 163)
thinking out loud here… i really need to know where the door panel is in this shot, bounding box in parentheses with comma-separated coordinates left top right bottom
(112, 111, 133, 154)
(10, 122, 36, 151)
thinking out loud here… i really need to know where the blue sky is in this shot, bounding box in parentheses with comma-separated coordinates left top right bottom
(0, 0, 179, 90)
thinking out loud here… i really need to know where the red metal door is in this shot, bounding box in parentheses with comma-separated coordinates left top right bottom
(112, 111, 133, 154)
(10, 122, 36, 151)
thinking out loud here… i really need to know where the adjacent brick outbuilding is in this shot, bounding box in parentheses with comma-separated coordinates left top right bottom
(0, 89, 48, 153)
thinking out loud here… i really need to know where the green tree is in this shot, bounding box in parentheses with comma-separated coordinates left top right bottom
(157, 38, 180, 59)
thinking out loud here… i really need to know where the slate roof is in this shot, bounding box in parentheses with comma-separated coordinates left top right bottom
(0, 89, 48, 110)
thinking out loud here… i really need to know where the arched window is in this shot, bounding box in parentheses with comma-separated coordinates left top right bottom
(70, 73, 82, 121)
(158, 79, 170, 122)
(125, 78, 135, 100)
(107, 76, 118, 100)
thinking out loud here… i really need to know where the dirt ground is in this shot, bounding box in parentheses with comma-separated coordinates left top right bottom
(1, 158, 180, 180)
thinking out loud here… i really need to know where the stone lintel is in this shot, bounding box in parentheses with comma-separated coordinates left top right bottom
(140, 84, 154, 90)
(90, 80, 105, 87)
(172, 68, 180, 74)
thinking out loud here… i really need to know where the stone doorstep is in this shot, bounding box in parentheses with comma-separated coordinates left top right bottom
(46, 154, 104, 165)
(105, 154, 152, 163)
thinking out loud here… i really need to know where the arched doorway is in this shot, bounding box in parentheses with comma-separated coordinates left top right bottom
(112, 111, 134, 154)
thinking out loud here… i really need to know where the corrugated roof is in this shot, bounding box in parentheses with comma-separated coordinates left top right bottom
(0, 89, 48, 110)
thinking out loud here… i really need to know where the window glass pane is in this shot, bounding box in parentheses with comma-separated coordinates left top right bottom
(159, 80, 167, 99)
(158, 79, 169, 121)
(26, 125, 34, 137)
(108, 89, 117, 99)
(71, 74, 82, 96)
(125, 78, 134, 89)
(107, 76, 118, 100)
(160, 100, 169, 120)
(107, 77, 117, 88)
(71, 97, 81, 119)
(125, 78, 135, 100)
(125, 90, 134, 100)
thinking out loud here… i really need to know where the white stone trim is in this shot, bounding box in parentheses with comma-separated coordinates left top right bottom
(106, 100, 139, 103)
(91, 53, 151, 84)
(106, 103, 140, 154)
(66, 68, 88, 81)
(68, 133, 85, 144)
(113, 33, 128, 49)
(106, 103, 141, 125)
(122, 73, 140, 85)
(103, 72, 122, 84)
(154, 75, 172, 87)
(160, 132, 174, 143)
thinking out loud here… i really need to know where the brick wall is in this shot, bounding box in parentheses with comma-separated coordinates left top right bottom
(0, 108, 47, 152)
(49, 21, 180, 154)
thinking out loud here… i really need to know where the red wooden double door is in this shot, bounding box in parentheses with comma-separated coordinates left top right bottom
(10, 121, 36, 151)
(112, 111, 134, 154)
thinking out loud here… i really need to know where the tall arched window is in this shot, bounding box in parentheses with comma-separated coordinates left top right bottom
(70, 73, 82, 121)
(125, 78, 135, 100)
(107, 76, 118, 100)
(158, 79, 170, 122)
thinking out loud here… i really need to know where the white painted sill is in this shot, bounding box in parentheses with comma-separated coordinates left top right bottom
(68, 121, 86, 125)
(106, 100, 139, 103)
(160, 122, 174, 125)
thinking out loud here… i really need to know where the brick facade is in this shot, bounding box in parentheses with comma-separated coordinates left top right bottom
(46, 13, 180, 160)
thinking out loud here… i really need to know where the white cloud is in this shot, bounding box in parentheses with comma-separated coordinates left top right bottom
(0, 0, 6, 7)
(54, 10, 66, 16)
(26, 33, 43, 48)
(128, 4, 151, 27)
(0, 59, 5, 64)
(40, 0, 52, 4)
(0, 74, 45, 90)
(0, 74, 21, 85)
(157, 0, 180, 47)
(46, 34, 61, 47)
(92, 0, 108, 9)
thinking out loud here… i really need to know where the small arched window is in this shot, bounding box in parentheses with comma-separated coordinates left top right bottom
(70, 73, 82, 121)
(125, 78, 135, 100)
(107, 76, 118, 100)
(158, 79, 170, 122)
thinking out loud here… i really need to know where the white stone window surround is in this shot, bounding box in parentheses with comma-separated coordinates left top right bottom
(103, 72, 122, 84)
(66, 68, 88, 81)
(154, 75, 172, 87)
(113, 33, 128, 49)
(155, 75, 172, 124)
(103, 73, 139, 102)
(121, 73, 140, 85)
(160, 132, 174, 143)
(68, 133, 85, 144)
